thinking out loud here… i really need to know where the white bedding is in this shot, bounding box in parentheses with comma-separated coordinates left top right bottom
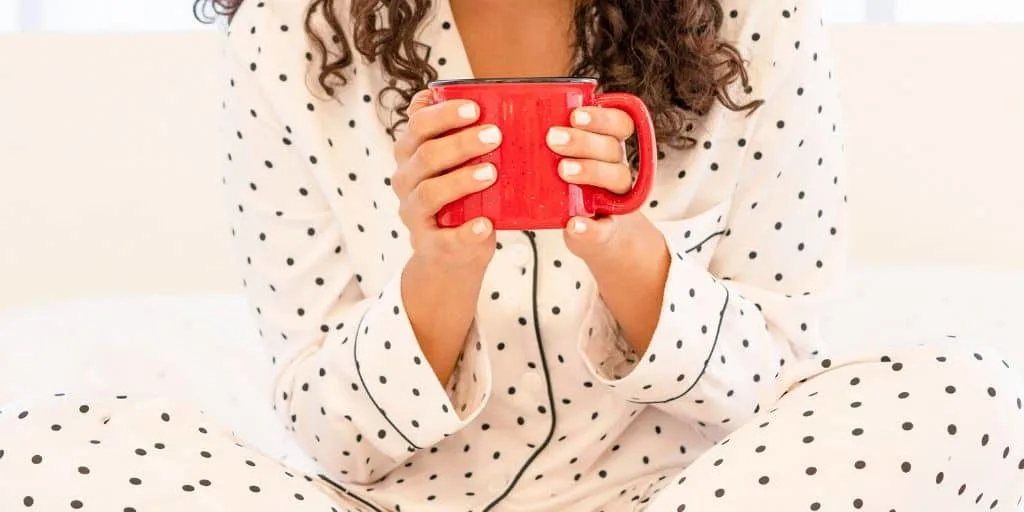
(1, 264, 1022, 474)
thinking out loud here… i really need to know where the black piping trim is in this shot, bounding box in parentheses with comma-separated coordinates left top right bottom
(685, 230, 726, 254)
(629, 285, 730, 405)
(481, 231, 559, 511)
(316, 474, 385, 512)
(352, 308, 422, 450)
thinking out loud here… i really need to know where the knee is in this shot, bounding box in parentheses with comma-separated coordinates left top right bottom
(1, 393, 209, 432)
(909, 336, 1024, 422)
(918, 336, 1022, 379)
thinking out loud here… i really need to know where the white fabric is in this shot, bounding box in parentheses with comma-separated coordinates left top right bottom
(1, 264, 1020, 477)
(212, 1, 854, 507)
(1, 0, 1022, 506)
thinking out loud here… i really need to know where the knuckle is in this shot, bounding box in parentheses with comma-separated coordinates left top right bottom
(405, 111, 426, 140)
(390, 171, 407, 196)
(392, 133, 410, 161)
(409, 231, 428, 254)
(397, 200, 412, 222)
(413, 182, 438, 212)
(601, 219, 621, 244)
(603, 136, 623, 160)
(412, 89, 432, 102)
(615, 111, 635, 133)
(582, 134, 602, 157)
(613, 164, 632, 189)
(429, 141, 454, 172)
(597, 168, 618, 192)
(454, 130, 479, 159)
(449, 167, 472, 193)
(435, 232, 460, 256)
(394, 129, 421, 163)
(623, 119, 636, 137)
(585, 163, 604, 187)
(397, 204, 418, 230)
(601, 145, 622, 165)
(407, 90, 432, 114)
(413, 143, 440, 173)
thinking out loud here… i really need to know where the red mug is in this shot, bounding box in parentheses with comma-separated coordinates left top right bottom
(429, 77, 656, 231)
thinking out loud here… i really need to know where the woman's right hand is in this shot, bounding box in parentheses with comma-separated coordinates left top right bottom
(392, 91, 503, 386)
(391, 90, 503, 270)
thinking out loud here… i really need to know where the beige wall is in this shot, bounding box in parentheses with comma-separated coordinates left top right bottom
(0, 32, 231, 308)
(0, 25, 1022, 310)
(836, 25, 1024, 269)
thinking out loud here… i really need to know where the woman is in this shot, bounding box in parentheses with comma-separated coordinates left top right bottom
(2, 0, 1022, 510)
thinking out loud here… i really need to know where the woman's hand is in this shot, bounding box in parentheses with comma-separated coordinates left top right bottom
(392, 90, 503, 385)
(546, 106, 648, 261)
(547, 106, 670, 354)
(392, 91, 503, 270)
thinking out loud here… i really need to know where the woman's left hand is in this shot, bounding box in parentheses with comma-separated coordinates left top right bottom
(547, 106, 671, 352)
(545, 106, 657, 265)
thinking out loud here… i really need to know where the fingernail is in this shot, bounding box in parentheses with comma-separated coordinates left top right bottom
(473, 164, 496, 182)
(573, 110, 592, 127)
(472, 218, 490, 235)
(478, 126, 502, 145)
(571, 218, 588, 234)
(547, 128, 570, 146)
(560, 161, 582, 177)
(458, 102, 478, 120)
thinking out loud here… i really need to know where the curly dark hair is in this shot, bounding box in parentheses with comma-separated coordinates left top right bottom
(195, 0, 762, 148)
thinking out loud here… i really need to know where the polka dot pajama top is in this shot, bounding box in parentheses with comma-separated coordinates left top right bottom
(2, 0, 1024, 510)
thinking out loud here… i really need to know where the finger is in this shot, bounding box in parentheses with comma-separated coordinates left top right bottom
(546, 127, 624, 163)
(395, 98, 481, 162)
(406, 89, 435, 118)
(570, 107, 635, 140)
(558, 159, 633, 195)
(434, 216, 494, 255)
(409, 162, 497, 218)
(563, 216, 618, 255)
(405, 124, 501, 186)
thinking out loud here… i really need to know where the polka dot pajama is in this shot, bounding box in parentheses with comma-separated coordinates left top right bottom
(3, 339, 1023, 511)
(3, 0, 1022, 510)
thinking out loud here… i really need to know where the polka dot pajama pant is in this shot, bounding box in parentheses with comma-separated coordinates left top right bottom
(2, 338, 1022, 511)
(636, 338, 1024, 511)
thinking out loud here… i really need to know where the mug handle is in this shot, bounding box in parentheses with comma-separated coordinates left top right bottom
(590, 93, 656, 216)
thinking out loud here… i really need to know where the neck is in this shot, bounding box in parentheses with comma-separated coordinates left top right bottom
(451, 0, 568, 12)
(450, 0, 576, 31)
(450, 0, 577, 79)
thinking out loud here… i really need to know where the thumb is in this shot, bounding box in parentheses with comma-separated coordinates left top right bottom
(563, 216, 617, 259)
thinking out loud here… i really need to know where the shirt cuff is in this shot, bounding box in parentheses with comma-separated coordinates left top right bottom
(353, 274, 492, 455)
(577, 221, 728, 404)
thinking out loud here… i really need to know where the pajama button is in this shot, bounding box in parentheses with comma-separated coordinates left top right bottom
(522, 372, 545, 396)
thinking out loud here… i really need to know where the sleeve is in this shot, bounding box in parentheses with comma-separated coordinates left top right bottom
(577, 0, 848, 432)
(219, 1, 491, 484)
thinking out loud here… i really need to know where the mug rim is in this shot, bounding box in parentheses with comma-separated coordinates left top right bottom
(429, 77, 598, 87)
